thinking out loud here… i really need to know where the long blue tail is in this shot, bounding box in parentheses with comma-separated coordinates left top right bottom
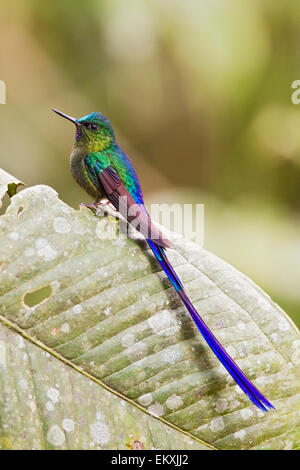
(147, 239, 274, 411)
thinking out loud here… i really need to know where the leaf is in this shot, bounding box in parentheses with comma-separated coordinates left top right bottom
(0, 184, 299, 450)
(0, 324, 207, 450)
(0, 168, 24, 205)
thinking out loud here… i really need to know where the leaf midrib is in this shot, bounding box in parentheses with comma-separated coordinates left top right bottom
(0, 312, 216, 450)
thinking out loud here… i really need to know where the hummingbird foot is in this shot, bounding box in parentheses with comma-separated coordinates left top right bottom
(80, 201, 119, 219)
(80, 201, 100, 213)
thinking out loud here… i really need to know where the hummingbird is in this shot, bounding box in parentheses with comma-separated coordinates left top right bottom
(52, 108, 274, 412)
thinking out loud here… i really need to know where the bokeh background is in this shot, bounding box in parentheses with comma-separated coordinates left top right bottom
(0, 1, 300, 327)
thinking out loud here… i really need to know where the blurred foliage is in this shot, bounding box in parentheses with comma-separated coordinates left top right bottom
(0, 1, 299, 325)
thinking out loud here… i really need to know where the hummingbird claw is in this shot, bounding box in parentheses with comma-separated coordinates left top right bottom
(80, 201, 119, 219)
(80, 202, 99, 212)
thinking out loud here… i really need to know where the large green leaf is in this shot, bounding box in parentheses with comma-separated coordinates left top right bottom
(0, 180, 299, 450)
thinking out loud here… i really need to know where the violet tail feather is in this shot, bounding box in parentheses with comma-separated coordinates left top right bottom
(147, 239, 275, 411)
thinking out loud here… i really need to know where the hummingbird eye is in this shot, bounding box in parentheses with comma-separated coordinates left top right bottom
(86, 123, 99, 131)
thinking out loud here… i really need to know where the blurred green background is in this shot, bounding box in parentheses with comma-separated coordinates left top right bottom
(0, 1, 300, 327)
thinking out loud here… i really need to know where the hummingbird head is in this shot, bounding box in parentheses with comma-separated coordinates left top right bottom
(52, 109, 115, 152)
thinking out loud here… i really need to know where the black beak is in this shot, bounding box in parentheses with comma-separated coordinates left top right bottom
(51, 108, 82, 126)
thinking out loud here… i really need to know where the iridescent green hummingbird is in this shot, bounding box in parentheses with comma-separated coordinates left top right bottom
(52, 108, 274, 412)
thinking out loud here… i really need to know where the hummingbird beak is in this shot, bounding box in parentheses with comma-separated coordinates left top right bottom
(51, 108, 81, 126)
(52, 108, 82, 140)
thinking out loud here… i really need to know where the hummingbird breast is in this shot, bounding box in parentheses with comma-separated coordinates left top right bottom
(70, 149, 103, 200)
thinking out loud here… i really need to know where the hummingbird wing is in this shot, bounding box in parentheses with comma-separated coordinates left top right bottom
(84, 156, 274, 411)
(84, 159, 173, 249)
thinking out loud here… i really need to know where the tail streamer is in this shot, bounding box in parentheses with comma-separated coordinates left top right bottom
(147, 239, 274, 411)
